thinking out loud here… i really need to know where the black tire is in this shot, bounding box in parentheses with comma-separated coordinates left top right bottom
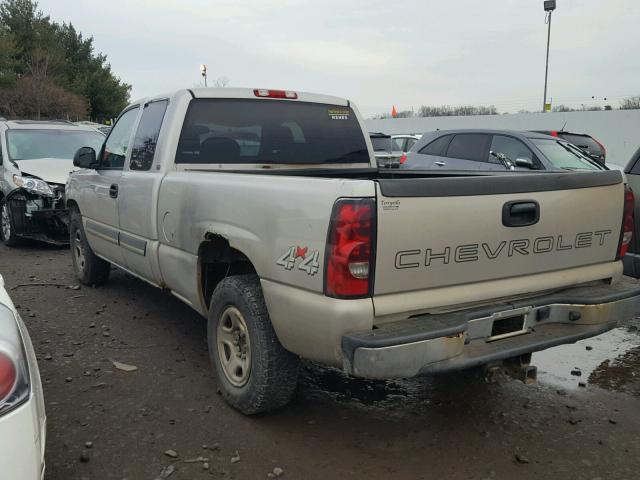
(69, 209, 110, 286)
(1, 198, 20, 247)
(208, 274, 300, 415)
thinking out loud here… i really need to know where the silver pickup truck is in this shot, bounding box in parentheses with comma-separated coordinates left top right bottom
(66, 88, 640, 414)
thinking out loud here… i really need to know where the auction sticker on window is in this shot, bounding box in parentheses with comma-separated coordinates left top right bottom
(328, 108, 350, 120)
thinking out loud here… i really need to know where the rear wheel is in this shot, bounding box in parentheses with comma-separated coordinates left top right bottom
(0, 198, 19, 247)
(208, 275, 300, 415)
(70, 209, 110, 285)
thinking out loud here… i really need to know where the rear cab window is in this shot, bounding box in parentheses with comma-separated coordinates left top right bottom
(176, 99, 369, 165)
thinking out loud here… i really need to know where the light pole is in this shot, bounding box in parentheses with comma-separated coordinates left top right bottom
(542, 0, 556, 113)
(200, 64, 208, 87)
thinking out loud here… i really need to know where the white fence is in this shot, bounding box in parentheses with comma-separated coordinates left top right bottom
(366, 110, 640, 167)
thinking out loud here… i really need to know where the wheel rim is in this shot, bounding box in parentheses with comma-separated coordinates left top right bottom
(73, 230, 86, 273)
(217, 306, 251, 387)
(1, 204, 10, 240)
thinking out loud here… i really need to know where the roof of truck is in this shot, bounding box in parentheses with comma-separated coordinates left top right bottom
(131, 88, 350, 108)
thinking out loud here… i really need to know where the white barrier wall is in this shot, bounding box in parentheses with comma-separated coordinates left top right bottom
(366, 110, 640, 167)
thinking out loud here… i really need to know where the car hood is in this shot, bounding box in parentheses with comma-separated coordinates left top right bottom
(13, 159, 77, 185)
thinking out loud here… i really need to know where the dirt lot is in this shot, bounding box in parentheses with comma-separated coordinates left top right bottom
(2, 242, 640, 480)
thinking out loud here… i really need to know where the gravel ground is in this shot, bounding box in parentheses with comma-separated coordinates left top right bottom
(1, 242, 640, 480)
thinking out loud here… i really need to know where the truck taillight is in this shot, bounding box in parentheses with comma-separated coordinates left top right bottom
(253, 89, 298, 99)
(324, 198, 376, 299)
(617, 186, 635, 259)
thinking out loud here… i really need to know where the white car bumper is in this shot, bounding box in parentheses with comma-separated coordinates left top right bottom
(0, 395, 46, 479)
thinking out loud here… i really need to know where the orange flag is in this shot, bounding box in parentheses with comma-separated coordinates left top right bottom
(391, 105, 398, 118)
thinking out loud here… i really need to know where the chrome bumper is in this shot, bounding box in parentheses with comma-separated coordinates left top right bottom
(342, 278, 640, 379)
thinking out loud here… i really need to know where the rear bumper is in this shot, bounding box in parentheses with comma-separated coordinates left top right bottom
(342, 278, 640, 379)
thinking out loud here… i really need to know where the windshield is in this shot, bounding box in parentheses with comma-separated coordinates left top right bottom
(6, 129, 105, 161)
(530, 138, 603, 171)
(176, 99, 370, 165)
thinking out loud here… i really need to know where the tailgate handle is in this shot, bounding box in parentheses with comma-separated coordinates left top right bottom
(502, 200, 539, 227)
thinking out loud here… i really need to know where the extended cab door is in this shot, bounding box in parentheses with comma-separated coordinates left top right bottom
(117, 99, 169, 284)
(79, 106, 140, 267)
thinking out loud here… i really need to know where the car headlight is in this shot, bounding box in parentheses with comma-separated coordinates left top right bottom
(12, 175, 55, 197)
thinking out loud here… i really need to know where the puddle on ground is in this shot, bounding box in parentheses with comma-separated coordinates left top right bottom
(298, 326, 640, 413)
(534, 326, 640, 395)
(298, 361, 494, 416)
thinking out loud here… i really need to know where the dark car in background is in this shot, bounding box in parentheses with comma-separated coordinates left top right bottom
(533, 130, 606, 165)
(403, 129, 605, 172)
(622, 146, 640, 278)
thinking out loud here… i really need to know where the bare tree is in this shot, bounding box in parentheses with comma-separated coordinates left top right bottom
(213, 76, 229, 88)
(416, 104, 497, 117)
(620, 96, 640, 110)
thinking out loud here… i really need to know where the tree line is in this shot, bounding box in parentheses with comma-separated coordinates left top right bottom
(374, 95, 640, 119)
(0, 0, 130, 121)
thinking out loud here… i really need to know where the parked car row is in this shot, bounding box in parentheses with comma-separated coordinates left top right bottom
(403, 129, 605, 172)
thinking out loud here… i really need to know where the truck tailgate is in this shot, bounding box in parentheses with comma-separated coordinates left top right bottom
(373, 171, 624, 298)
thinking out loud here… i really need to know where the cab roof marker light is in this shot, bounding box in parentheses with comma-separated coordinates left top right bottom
(253, 89, 298, 99)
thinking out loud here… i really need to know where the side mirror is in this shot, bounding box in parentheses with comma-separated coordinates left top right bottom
(73, 147, 98, 169)
(515, 157, 535, 169)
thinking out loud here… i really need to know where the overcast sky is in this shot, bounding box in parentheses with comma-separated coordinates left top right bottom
(37, 0, 640, 117)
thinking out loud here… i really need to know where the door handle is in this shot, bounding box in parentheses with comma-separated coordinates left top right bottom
(502, 200, 539, 227)
(434, 161, 446, 166)
(109, 184, 119, 199)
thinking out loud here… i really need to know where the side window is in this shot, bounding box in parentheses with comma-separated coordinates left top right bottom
(101, 107, 139, 170)
(490, 135, 535, 164)
(130, 100, 168, 171)
(445, 134, 491, 162)
(406, 138, 418, 151)
(418, 134, 453, 156)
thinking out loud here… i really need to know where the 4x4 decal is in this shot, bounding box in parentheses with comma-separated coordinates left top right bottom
(277, 245, 320, 276)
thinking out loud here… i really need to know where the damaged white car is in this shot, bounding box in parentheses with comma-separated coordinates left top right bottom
(0, 120, 104, 246)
